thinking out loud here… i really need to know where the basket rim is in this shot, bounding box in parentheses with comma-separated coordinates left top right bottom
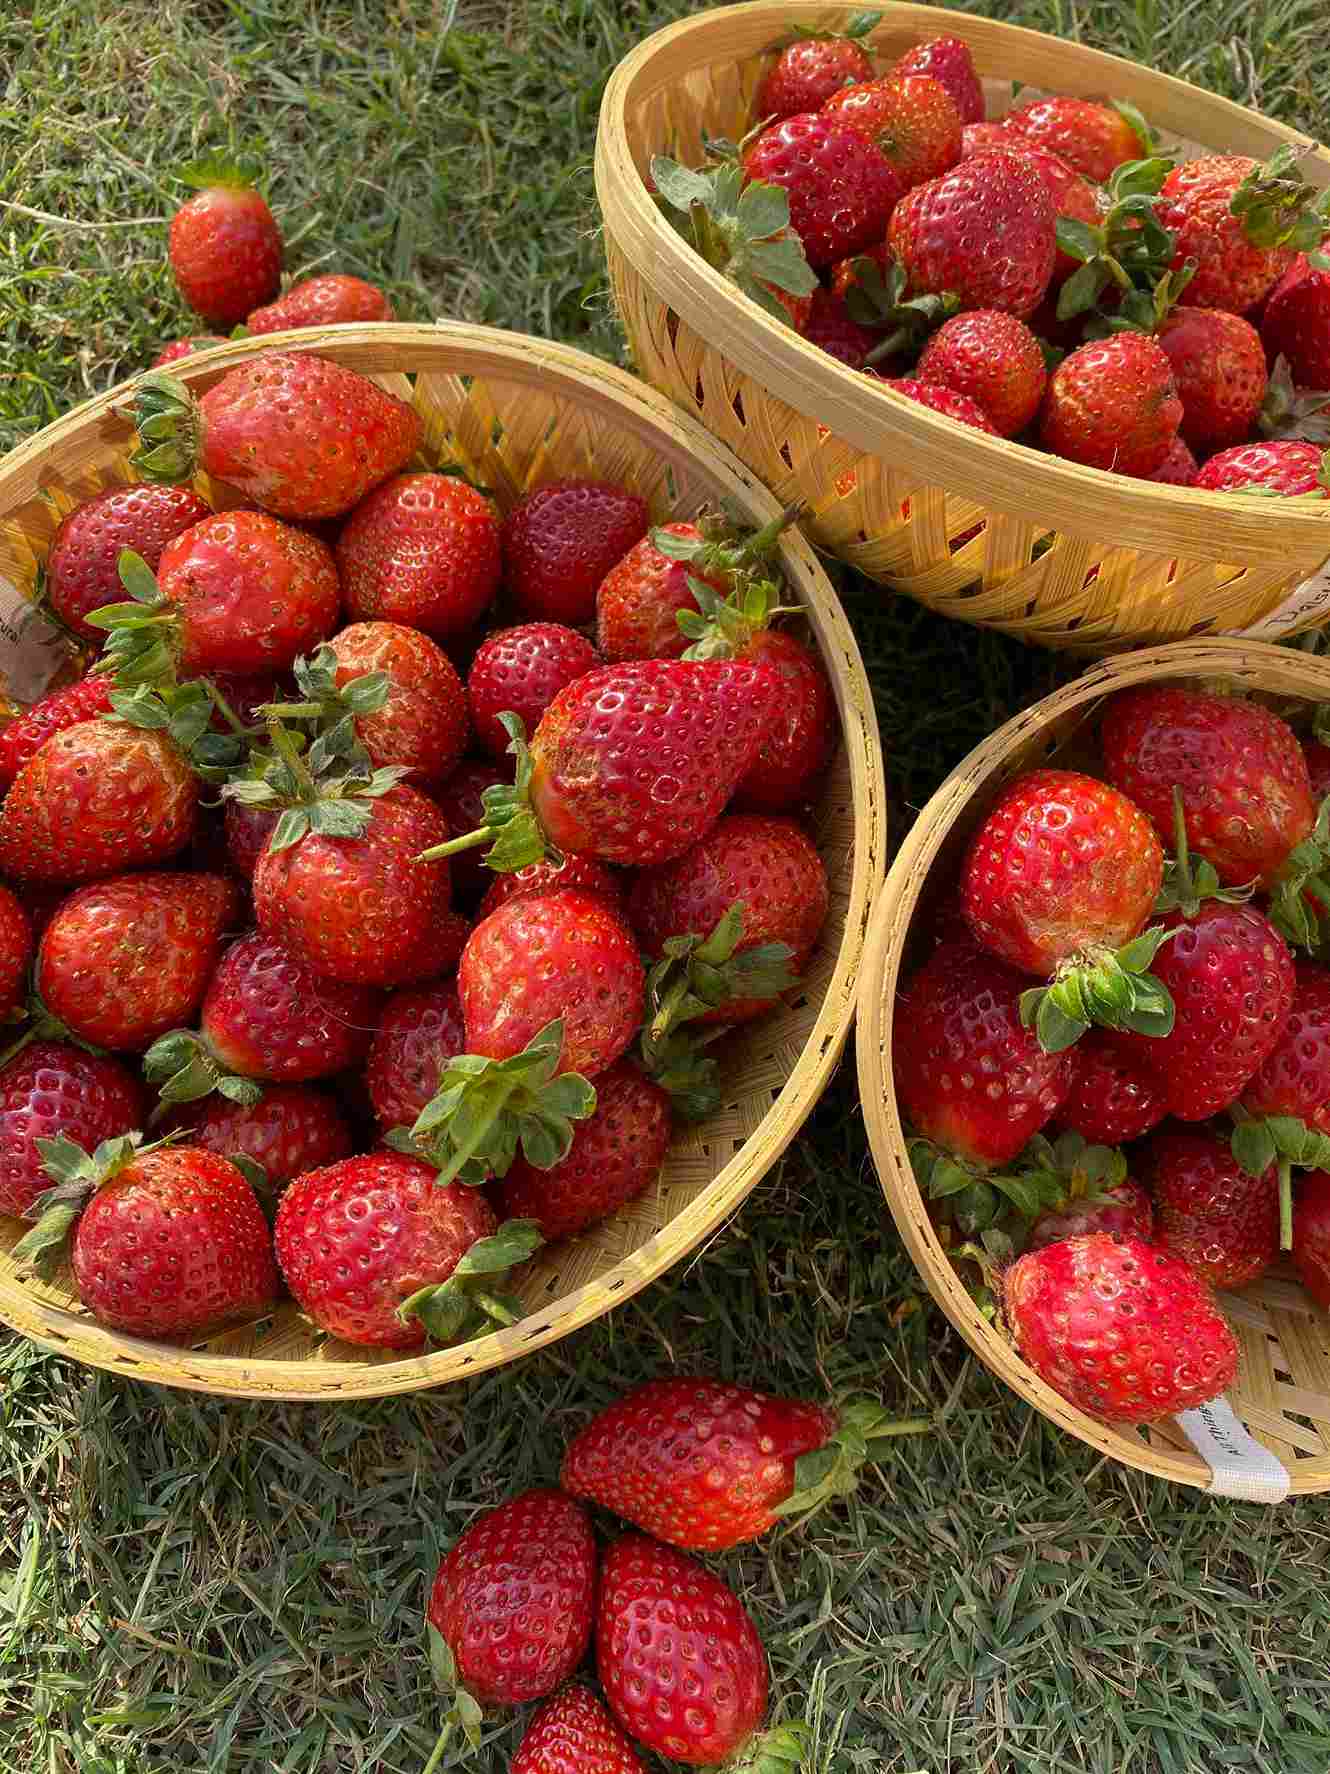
(0, 319, 887, 1398)
(595, 0, 1330, 573)
(854, 634, 1330, 1495)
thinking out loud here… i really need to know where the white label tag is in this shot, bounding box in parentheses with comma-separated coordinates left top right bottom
(1235, 558, 1330, 641)
(0, 575, 72, 705)
(1175, 1395, 1292, 1503)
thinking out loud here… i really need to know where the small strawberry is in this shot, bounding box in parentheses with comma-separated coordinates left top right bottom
(1148, 436, 1200, 485)
(245, 272, 394, 334)
(1193, 439, 1329, 497)
(512, 1687, 644, 1774)
(477, 854, 620, 920)
(1040, 334, 1182, 477)
(43, 483, 214, 644)
(1156, 307, 1269, 451)
(755, 18, 877, 122)
(329, 622, 468, 784)
(801, 286, 881, 367)
(888, 151, 1056, 318)
(1026, 1174, 1154, 1251)
(168, 166, 281, 327)
(335, 473, 501, 638)
(0, 675, 115, 791)
(873, 373, 997, 431)
(916, 309, 1048, 436)
(1145, 1128, 1279, 1289)
(1293, 1169, 1330, 1308)
(502, 481, 648, 627)
(0, 1042, 144, 1218)
(892, 35, 984, 125)
(0, 886, 32, 1023)
(432, 757, 511, 906)
(168, 1084, 352, 1188)
(1159, 148, 1330, 314)
(366, 979, 466, 1129)
(151, 336, 229, 368)
(824, 73, 962, 192)
(1004, 97, 1145, 184)
(1260, 262, 1330, 388)
(1003, 1233, 1239, 1423)
(1058, 1031, 1168, 1145)
(743, 111, 901, 269)
(130, 352, 423, 521)
(1244, 960, 1330, 1133)
(468, 623, 600, 757)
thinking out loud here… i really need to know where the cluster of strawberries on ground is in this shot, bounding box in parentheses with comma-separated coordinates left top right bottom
(653, 16, 1330, 495)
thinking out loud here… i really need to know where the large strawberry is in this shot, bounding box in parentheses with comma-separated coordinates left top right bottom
(1058, 1031, 1168, 1145)
(245, 272, 394, 333)
(44, 483, 213, 643)
(888, 152, 1056, 318)
(916, 309, 1047, 437)
(336, 473, 501, 637)
(168, 167, 282, 327)
(1261, 263, 1330, 389)
(0, 1042, 144, 1218)
(1144, 1128, 1278, 1289)
(892, 35, 984, 125)
(1153, 307, 1269, 451)
(1040, 335, 1183, 477)
(743, 112, 901, 269)
(328, 622, 468, 784)
(755, 17, 876, 121)
(1193, 440, 1329, 497)
(1003, 1233, 1239, 1423)
(365, 978, 467, 1128)
(1003, 97, 1144, 184)
(129, 353, 423, 521)
(0, 675, 115, 791)
(512, 1687, 644, 1774)
(1158, 149, 1330, 313)
(467, 623, 600, 757)
(168, 1084, 352, 1188)
(824, 73, 963, 192)
(1293, 1170, 1330, 1308)
(502, 481, 648, 627)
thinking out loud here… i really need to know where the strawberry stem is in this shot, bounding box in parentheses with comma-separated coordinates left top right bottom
(205, 678, 252, 737)
(1280, 1154, 1294, 1252)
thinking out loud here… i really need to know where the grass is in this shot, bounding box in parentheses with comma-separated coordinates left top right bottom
(2, 0, 1330, 1769)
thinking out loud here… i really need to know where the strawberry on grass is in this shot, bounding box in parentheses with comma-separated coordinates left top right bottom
(245, 271, 394, 333)
(512, 1687, 645, 1774)
(151, 336, 229, 368)
(168, 158, 282, 328)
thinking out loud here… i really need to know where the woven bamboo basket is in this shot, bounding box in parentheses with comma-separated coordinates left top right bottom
(0, 322, 885, 1399)
(857, 638, 1330, 1495)
(596, 2, 1330, 654)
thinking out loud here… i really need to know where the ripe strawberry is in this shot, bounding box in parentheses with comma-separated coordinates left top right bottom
(0, 885, 31, 1023)
(1004, 97, 1143, 184)
(512, 1687, 644, 1774)
(168, 175, 281, 327)
(801, 286, 881, 368)
(131, 352, 423, 521)
(336, 473, 501, 638)
(428, 1489, 596, 1706)
(1040, 335, 1182, 477)
(1158, 151, 1330, 313)
(1003, 1233, 1239, 1422)
(743, 112, 901, 269)
(223, 802, 279, 880)
(245, 272, 394, 334)
(1293, 1169, 1330, 1308)
(962, 120, 1015, 156)
(1058, 1031, 1168, 1145)
(44, 483, 213, 644)
(1144, 1129, 1278, 1289)
(460, 889, 643, 1077)
(888, 152, 1056, 318)
(916, 310, 1047, 437)
(893, 35, 984, 125)
(893, 942, 1076, 1165)
(330, 621, 468, 784)
(1027, 1175, 1154, 1251)
(0, 720, 196, 885)
(1306, 739, 1330, 806)
(1156, 308, 1269, 451)
(1243, 960, 1330, 1132)
(1260, 263, 1330, 387)
(168, 1084, 352, 1186)
(874, 374, 997, 431)
(37, 872, 238, 1052)
(597, 1536, 769, 1764)
(151, 336, 229, 368)
(1194, 439, 1329, 497)
(432, 758, 511, 905)
(467, 623, 600, 758)
(1003, 146, 1101, 287)
(495, 1058, 670, 1240)
(755, 25, 875, 122)
(1148, 436, 1200, 485)
(477, 854, 620, 920)
(390, 908, 470, 988)
(0, 675, 115, 791)
(365, 979, 466, 1128)
(503, 481, 648, 627)
(824, 73, 963, 192)
(0, 1042, 144, 1218)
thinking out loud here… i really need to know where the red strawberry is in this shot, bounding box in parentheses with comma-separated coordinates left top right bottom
(801, 287, 881, 369)
(1004, 97, 1143, 184)
(502, 481, 648, 627)
(477, 854, 620, 920)
(330, 621, 468, 784)
(168, 1084, 352, 1186)
(824, 73, 963, 192)
(743, 112, 901, 269)
(1243, 959, 1330, 1131)
(460, 890, 643, 1077)
(467, 623, 600, 758)
(428, 1488, 596, 1706)
(755, 27, 875, 122)
(1059, 1032, 1168, 1145)
(1040, 335, 1182, 477)
(223, 803, 279, 880)
(597, 1536, 769, 1764)
(132, 352, 423, 521)
(0, 885, 31, 1023)
(916, 310, 1047, 437)
(888, 152, 1056, 318)
(1306, 739, 1330, 806)
(730, 630, 836, 813)
(245, 272, 394, 334)
(1159, 153, 1323, 314)
(1156, 308, 1269, 451)
(1148, 436, 1200, 485)
(1260, 263, 1330, 387)
(151, 336, 229, 368)
(1027, 1175, 1154, 1251)
(390, 908, 470, 987)
(336, 473, 501, 638)
(1145, 1129, 1278, 1289)
(0, 675, 115, 791)
(962, 120, 1015, 156)
(874, 374, 997, 431)
(893, 941, 1076, 1165)
(365, 979, 467, 1128)
(432, 758, 511, 906)
(1000, 146, 1101, 288)
(0, 1043, 144, 1218)
(44, 483, 214, 643)
(1003, 1233, 1239, 1422)
(0, 720, 196, 885)
(596, 515, 783, 666)
(1293, 1169, 1330, 1308)
(512, 1687, 644, 1774)
(37, 872, 237, 1052)
(1193, 439, 1329, 497)
(893, 35, 984, 126)
(168, 176, 281, 327)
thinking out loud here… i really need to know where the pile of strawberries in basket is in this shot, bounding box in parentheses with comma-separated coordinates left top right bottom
(652, 12, 1330, 495)
(894, 684, 1330, 1426)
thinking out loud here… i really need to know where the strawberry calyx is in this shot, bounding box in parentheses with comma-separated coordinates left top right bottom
(643, 901, 798, 1045)
(221, 714, 410, 852)
(769, 1398, 930, 1522)
(650, 502, 797, 594)
(125, 372, 201, 484)
(1230, 145, 1330, 254)
(396, 1215, 543, 1343)
(1265, 794, 1330, 951)
(725, 1721, 814, 1774)
(142, 1029, 265, 1112)
(416, 712, 549, 873)
(844, 255, 960, 364)
(177, 152, 265, 195)
(1109, 100, 1157, 158)
(1018, 927, 1176, 1054)
(1054, 158, 1182, 327)
(13, 1129, 181, 1275)
(776, 10, 882, 48)
(678, 575, 802, 662)
(1257, 356, 1330, 445)
(256, 642, 391, 763)
(636, 1024, 726, 1122)
(1229, 1109, 1330, 1250)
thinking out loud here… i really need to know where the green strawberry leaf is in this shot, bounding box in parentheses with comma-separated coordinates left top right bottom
(770, 1396, 928, 1521)
(637, 1025, 722, 1121)
(143, 1029, 264, 1109)
(396, 1218, 542, 1343)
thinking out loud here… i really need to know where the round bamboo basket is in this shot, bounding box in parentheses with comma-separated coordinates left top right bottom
(857, 638, 1330, 1494)
(596, 2, 1330, 654)
(0, 322, 885, 1399)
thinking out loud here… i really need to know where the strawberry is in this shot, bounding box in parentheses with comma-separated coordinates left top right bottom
(432, 758, 511, 906)
(1193, 439, 1329, 497)
(1026, 1175, 1154, 1251)
(916, 310, 1047, 437)
(1144, 1129, 1278, 1289)
(502, 481, 648, 627)
(0, 720, 196, 885)
(366, 979, 466, 1128)
(168, 1084, 352, 1187)
(1003, 1233, 1238, 1423)
(36, 872, 238, 1053)
(1156, 308, 1269, 451)
(1058, 1031, 1168, 1145)
(1306, 739, 1330, 806)
(477, 854, 620, 920)
(329, 622, 468, 784)
(888, 152, 1056, 318)
(336, 473, 501, 638)
(743, 112, 901, 269)
(801, 286, 880, 368)
(130, 352, 423, 521)
(0, 1043, 143, 1218)
(1004, 97, 1144, 184)
(962, 120, 1014, 156)
(0, 886, 31, 1023)
(168, 170, 281, 327)
(495, 1058, 670, 1240)
(151, 336, 229, 368)
(1260, 263, 1330, 388)
(43, 483, 213, 643)
(824, 73, 963, 192)
(892, 35, 984, 126)
(0, 675, 115, 791)
(391, 908, 470, 987)
(1148, 436, 1200, 485)
(223, 802, 279, 879)
(873, 374, 997, 431)
(467, 623, 600, 758)
(512, 1687, 644, 1774)
(1158, 149, 1330, 314)
(755, 20, 876, 122)
(893, 942, 1076, 1166)
(1242, 961, 1330, 1136)
(1293, 1169, 1330, 1308)
(1002, 146, 1101, 288)
(1040, 335, 1182, 477)
(245, 272, 394, 334)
